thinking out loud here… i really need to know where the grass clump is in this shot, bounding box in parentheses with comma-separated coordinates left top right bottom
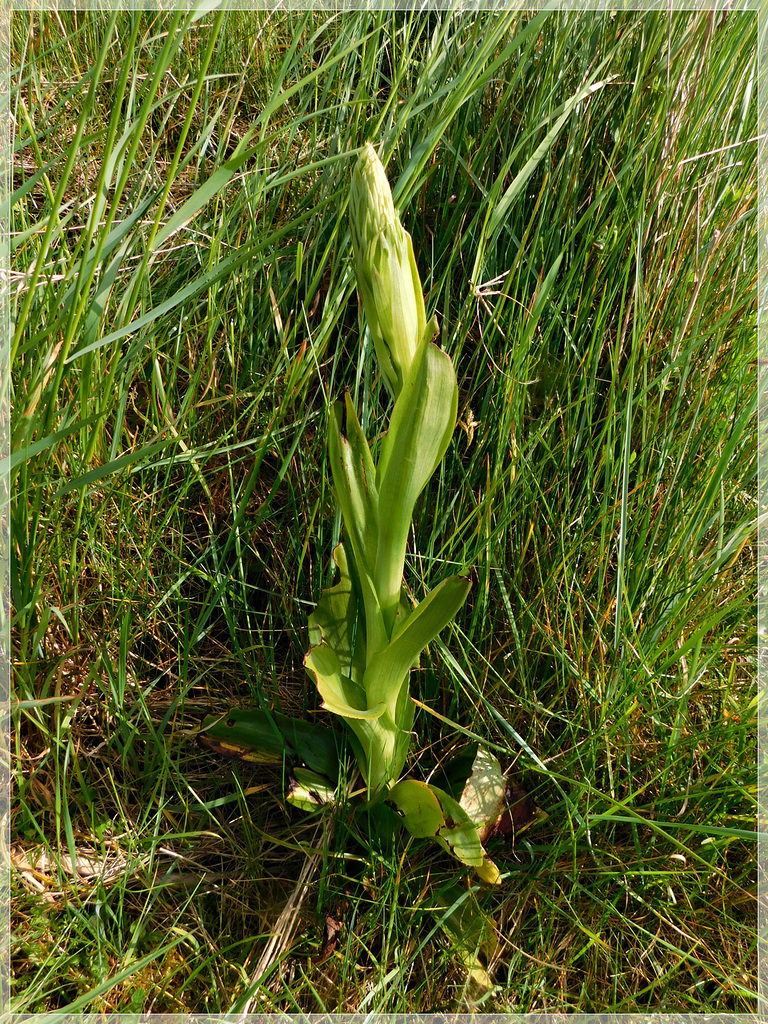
(10, 7, 757, 1013)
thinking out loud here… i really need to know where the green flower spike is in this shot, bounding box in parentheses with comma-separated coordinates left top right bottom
(349, 143, 436, 398)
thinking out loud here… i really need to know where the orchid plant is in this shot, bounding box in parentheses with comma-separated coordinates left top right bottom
(200, 144, 510, 886)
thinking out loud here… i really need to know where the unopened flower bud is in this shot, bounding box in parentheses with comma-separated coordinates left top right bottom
(350, 143, 427, 398)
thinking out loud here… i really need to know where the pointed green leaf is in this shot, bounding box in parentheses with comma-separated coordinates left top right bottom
(374, 342, 459, 631)
(328, 393, 378, 569)
(327, 395, 387, 657)
(364, 574, 471, 717)
(308, 543, 366, 684)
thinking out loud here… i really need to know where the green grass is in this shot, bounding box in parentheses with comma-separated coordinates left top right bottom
(10, 7, 757, 1013)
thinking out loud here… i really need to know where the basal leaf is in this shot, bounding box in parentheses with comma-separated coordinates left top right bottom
(286, 767, 336, 812)
(389, 779, 500, 883)
(431, 785, 501, 884)
(197, 706, 341, 781)
(388, 778, 445, 838)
